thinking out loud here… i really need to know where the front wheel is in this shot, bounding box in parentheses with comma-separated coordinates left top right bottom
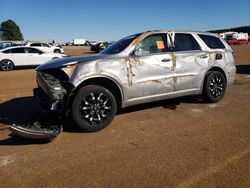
(0, 59, 14, 71)
(71, 85, 117, 132)
(202, 71, 227, 103)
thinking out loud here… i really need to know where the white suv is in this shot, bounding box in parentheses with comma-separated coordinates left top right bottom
(26, 42, 64, 54)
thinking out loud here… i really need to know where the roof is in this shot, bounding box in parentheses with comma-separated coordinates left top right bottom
(143, 29, 218, 36)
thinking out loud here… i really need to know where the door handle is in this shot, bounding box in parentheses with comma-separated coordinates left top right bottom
(161, 58, 171, 62)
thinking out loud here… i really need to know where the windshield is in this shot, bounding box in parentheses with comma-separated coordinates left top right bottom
(100, 33, 142, 55)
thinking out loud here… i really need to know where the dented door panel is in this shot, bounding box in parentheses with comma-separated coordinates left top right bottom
(173, 51, 209, 91)
(125, 53, 175, 99)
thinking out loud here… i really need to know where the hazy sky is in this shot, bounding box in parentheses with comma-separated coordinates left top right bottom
(0, 0, 249, 42)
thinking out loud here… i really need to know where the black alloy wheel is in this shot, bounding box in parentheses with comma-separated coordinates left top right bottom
(71, 85, 117, 132)
(203, 71, 227, 103)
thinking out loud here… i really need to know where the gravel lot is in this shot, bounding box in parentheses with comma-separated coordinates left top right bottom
(0, 45, 249, 187)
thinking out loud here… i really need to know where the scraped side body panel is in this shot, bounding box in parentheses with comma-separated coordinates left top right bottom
(36, 30, 236, 109)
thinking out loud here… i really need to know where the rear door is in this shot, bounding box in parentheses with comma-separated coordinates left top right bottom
(170, 33, 209, 92)
(41, 43, 53, 53)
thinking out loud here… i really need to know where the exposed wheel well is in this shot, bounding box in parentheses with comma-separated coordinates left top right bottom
(70, 77, 123, 110)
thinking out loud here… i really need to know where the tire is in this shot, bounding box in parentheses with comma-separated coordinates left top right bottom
(0, 59, 14, 71)
(202, 71, 227, 103)
(54, 49, 61, 53)
(71, 85, 117, 132)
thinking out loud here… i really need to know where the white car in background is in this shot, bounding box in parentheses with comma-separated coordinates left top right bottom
(25, 42, 64, 53)
(0, 46, 66, 71)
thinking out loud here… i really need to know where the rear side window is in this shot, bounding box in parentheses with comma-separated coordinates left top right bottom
(198, 34, 225, 49)
(41, 43, 49, 47)
(173, 33, 201, 52)
(30, 43, 41, 47)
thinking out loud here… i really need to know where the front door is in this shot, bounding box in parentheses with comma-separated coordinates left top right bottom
(25, 47, 50, 65)
(126, 33, 176, 99)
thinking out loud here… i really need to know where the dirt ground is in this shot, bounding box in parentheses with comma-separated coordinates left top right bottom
(0, 45, 249, 187)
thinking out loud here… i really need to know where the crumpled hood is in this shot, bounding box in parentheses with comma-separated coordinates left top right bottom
(37, 54, 107, 71)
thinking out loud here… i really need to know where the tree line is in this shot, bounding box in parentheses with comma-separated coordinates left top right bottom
(209, 26, 250, 34)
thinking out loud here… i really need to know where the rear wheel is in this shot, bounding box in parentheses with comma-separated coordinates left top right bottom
(71, 85, 117, 132)
(202, 71, 227, 103)
(54, 49, 61, 53)
(0, 59, 14, 71)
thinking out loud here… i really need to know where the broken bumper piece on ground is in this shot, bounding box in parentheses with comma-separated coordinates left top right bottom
(9, 89, 64, 141)
(9, 122, 63, 141)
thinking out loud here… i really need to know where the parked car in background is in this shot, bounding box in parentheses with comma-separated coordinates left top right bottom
(0, 42, 13, 50)
(240, 40, 249, 45)
(90, 41, 113, 53)
(0, 46, 66, 71)
(65, 42, 73, 46)
(32, 30, 236, 133)
(25, 42, 64, 53)
(87, 40, 100, 46)
(225, 37, 249, 45)
(225, 38, 240, 45)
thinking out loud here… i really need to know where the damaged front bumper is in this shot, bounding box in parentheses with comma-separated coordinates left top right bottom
(9, 110, 63, 141)
(34, 68, 74, 111)
(9, 69, 70, 141)
(10, 123, 63, 141)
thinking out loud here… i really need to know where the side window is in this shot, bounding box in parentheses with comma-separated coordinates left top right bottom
(173, 33, 201, 52)
(26, 48, 43, 54)
(198, 34, 225, 49)
(30, 43, 41, 47)
(11, 48, 25, 53)
(135, 34, 168, 56)
(42, 43, 49, 47)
